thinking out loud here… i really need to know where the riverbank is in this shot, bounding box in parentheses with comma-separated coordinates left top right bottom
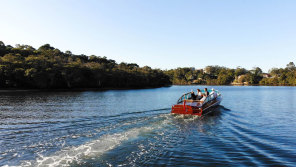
(172, 84, 296, 86)
(0, 85, 172, 92)
(165, 64, 296, 86)
(2, 83, 295, 92)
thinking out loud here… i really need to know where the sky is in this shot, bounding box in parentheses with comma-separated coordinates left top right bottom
(0, 0, 295, 72)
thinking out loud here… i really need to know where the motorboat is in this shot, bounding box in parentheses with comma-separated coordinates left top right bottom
(171, 89, 222, 116)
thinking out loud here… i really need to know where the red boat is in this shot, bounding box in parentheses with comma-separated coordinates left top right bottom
(171, 90, 222, 116)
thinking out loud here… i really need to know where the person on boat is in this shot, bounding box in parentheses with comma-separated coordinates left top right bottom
(204, 88, 209, 96)
(196, 89, 203, 100)
(200, 88, 209, 102)
(211, 88, 217, 98)
(190, 90, 197, 100)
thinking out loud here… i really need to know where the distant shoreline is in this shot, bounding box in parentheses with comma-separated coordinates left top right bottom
(0, 85, 172, 92)
(1, 84, 296, 92)
(172, 84, 296, 87)
(1, 41, 295, 88)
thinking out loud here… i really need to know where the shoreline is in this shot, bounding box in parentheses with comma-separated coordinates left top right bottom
(171, 84, 296, 87)
(1, 84, 296, 92)
(0, 85, 172, 92)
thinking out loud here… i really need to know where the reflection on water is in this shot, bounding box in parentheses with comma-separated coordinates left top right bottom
(0, 86, 296, 166)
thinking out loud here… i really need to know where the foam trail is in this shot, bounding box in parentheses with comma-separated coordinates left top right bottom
(17, 114, 171, 167)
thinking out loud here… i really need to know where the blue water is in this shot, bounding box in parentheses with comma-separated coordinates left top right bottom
(0, 86, 296, 166)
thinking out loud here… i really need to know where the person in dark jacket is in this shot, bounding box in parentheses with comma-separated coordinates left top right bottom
(191, 90, 197, 100)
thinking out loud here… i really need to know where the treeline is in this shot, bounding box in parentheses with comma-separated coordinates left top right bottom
(1, 41, 295, 88)
(0, 41, 171, 89)
(165, 62, 296, 86)
(259, 63, 296, 85)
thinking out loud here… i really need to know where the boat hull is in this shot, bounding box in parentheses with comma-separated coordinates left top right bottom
(171, 96, 222, 116)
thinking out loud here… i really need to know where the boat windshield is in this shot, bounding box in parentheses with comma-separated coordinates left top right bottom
(177, 90, 220, 104)
(177, 92, 192, 104)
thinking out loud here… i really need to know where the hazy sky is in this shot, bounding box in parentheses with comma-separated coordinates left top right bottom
(1, 0, 295, 72)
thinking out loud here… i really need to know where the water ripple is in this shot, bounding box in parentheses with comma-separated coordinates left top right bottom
(1, 86, 296, 166)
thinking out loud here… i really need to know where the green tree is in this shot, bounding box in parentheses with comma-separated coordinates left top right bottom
(0, 41, 6, 57)
(286, 62, 296, 71)
(235, 67, 247, 77)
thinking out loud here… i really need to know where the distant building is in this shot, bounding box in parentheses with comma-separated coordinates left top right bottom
(262, 73, 271, 78)
(203, 67, 210, 74)
(231, 74, 249, 85)
(237, 75, 244, 80)
(188, 75, 194, 80)
(195, 68, 203, 73)
(249, 70, 256, 74)
(192, 78, 204, 84)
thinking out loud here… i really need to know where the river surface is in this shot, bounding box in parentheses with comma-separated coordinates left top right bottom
(0, 86, 296, 166)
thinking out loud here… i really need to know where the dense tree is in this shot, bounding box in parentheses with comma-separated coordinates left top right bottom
(167, 64, 296, 86)
(217, 68, 235, 85)
(0, 41, 6, 57)
(260, 63, 296, 86)
(248, 67, 263, 84)
(235, 67, 247, 77)
(286, 62, 296, 71)
(0, 41, 295, 87)
(0, 42, 171, 89)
